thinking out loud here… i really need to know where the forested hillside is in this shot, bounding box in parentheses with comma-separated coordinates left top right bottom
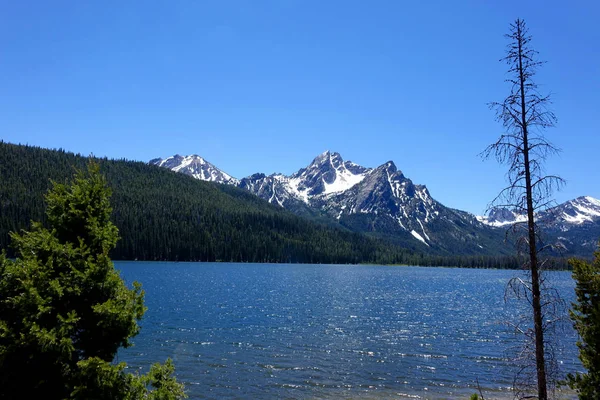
(0, 142, 568, 269)
(0, 141, 415, 263)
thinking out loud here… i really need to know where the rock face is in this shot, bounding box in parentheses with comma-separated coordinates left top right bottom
(150, 151, 598, 256)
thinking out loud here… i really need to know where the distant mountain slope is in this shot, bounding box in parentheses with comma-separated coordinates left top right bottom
(544, 197, 600, 255)
(153, 150, 512, 255)
(149, 154, 239, 185)
(477, 196, 600, 256)
(477, 196, 600, 228)
(541, 196, 600, 227)
(0, 141, 419, 264)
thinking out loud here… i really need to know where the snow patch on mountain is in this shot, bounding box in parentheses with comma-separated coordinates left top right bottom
(323, 168, 366, 194)
(476, 214, 528, 227)
(416, 219, 430, 241)
(411, 230, 429, 246)
(287, 176, 310, 203)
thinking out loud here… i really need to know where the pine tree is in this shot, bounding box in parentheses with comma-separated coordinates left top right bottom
(0, 163, 186, 399)
(568, 245, 600, 399)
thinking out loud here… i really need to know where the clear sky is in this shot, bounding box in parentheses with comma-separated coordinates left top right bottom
(1, 1, 598, 215)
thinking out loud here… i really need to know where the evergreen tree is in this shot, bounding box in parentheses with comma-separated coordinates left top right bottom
(567, 244, 600, 399)
(0, 163, 185, 399)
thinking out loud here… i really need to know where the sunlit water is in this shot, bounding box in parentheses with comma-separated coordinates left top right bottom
(116, 262, 580, 399)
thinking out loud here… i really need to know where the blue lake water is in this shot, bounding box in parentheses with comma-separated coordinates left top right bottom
(116, 262, 580, 399)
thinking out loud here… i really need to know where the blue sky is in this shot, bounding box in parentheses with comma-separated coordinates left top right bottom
(1, 1, 598, 214)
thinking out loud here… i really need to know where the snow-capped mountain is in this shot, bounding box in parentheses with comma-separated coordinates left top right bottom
(476, 196, 600, 255)
(476, 208, 528, 227)
(149, 154, 239, 185)
(289, 151, 370, 198)
(477, 196, 600, 230)
(541, 197, 600, 254)
(151, 151, 508, 254)
(541, 196, 600, 228)
(238, 151, 370, 207)
(309, 159, 440, 243)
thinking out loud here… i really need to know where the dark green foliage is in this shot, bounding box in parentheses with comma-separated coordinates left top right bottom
(72, 358, 184, 400)
(567, 244, 600, 399)
(0, 164, 185, 399)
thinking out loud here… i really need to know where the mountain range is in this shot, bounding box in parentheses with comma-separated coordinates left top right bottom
(150, 151, 600, 257)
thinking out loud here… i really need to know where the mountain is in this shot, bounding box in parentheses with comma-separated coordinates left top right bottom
(476, 208, 527, 227)
(477, 196, 600, 256)
(540, 197, 600, 255)
(540, 196, 600, 257)
(541, 196, 600, 229)
(237, 151, 370, 216)
(149, 154, 239, 185)
(152, 150, 511, 255)
(478, 196, 600, 228)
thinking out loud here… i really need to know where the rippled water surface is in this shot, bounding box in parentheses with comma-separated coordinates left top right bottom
(117, 262, 579, 399)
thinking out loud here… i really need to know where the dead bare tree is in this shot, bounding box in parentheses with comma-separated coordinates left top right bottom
(482, 19, 565, 400)
(503, 264, 568, 399)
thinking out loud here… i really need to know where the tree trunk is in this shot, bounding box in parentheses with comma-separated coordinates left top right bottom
(517, 21, 548, 400)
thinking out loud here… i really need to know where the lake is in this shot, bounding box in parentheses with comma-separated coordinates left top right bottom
(116, 262, 580, 399)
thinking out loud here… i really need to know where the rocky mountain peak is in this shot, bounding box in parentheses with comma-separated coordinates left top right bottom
(382, 160, 397, 171)
(149, 154, 238, 185)
(289, 151, 369, 197)
(476, 207, 525, 227)
(541, 195, 600, 227)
